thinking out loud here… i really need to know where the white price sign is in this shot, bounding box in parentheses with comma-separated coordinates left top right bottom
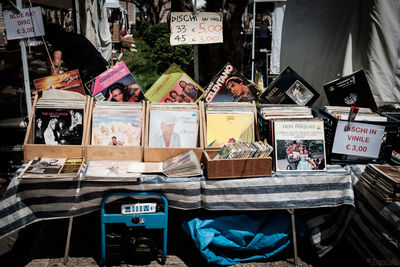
(170, 12, 223, 45)
(3, 7, 44, 40)
(331, 121, 385, 158)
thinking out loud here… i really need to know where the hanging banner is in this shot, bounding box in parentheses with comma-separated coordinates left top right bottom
(331, 121, 385, 158)
(170, 12, 223, 45)
(3, 6, 44, 40)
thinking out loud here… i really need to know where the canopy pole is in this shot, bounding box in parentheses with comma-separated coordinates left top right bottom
(74, 0, 81, 34)
(16, 0, 32, 117)
(251, 1, 256, 81)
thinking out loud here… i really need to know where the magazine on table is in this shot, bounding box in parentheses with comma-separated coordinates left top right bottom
(323, 69, 377, 109)
(259, 66, 319, 106)
(205, 102, 255, 148)
(127, 150, 202, 177)
(86, 61, 144, 103)
(33, 69, 85, 95)
(272, 119, 326, 172)
(144, 63, 205, 103)
(203, 62, 260, 103)
(148, 104, 199, 148)
(91, 102, 143, 146)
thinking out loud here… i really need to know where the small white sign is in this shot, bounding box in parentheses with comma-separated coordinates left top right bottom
(332, 121, 385, 158)
(3, 7, 44, 40)
(170, 12, 223, 45)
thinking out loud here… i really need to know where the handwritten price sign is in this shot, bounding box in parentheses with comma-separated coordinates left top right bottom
(331, 120, 385, 158)
(3, 7, 44, 40)
(170, 12, 223, 45)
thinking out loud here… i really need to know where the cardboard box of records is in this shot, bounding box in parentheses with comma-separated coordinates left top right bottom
(84, 98, 145, 161)
(201, 102, 272, 179)
(24, 91, 90, 162)
(143, 101, 204, 162)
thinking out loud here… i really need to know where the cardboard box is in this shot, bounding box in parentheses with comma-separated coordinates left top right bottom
(143, 101, 204, 162)
(202, 150, 272, 179)
(23, 94, 89, 162)
(85, 99, 145, 161)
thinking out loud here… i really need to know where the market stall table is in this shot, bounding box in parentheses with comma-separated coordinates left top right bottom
(0, 165, 355, 265)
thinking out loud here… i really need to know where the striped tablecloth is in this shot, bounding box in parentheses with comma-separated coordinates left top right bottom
(344, 165, 400, 264)
(0, 164, 354, 257)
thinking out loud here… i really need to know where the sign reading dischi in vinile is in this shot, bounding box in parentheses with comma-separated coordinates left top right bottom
(170, 12, 223, 45)
(3, 7, 44, 40)
(331, 121, 385, 158)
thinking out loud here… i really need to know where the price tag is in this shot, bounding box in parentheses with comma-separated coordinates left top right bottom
(331, 120, 385, 158)
(3, 7, 44, 40)
(170, 12, 223, 45)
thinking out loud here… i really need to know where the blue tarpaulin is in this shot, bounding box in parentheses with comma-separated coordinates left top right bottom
(182, 212, 307, 265)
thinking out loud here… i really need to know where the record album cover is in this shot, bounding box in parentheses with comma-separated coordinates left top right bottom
(323, 70, 377, 109)
(273, 119, 326, 172)
(204, 62, 260, 103)
(145, 63, 205, 103)
(33, 69, 85, 95)
(34, 107, 84, 145)
(259, 66, 319, 106)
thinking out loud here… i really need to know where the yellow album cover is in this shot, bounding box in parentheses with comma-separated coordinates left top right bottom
(206, 113, 254, 147)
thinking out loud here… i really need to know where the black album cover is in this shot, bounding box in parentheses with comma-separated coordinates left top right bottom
(259, 66, 319, 106)
(323, 70, 377, 109)
(34, 108, 84, 145)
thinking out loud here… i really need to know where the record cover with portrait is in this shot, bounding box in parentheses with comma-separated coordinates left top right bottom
(34, 107, 84, 145)
(204, 62, 260, 103)
(86, 61, 144, 103)
(323, 69, 377, 109)
(145, 63, 205, 103)
(148, 108, 199, 148)
(259, 66, 319, 106)
(273, 119, 326, 172)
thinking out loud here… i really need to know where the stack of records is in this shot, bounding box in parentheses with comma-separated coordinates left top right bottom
(34, 89, 86, 145)
(148, 103, 199, 148)
(206, 102, 255, 148)
(213, 141, 273, 160)
(91, 101, 143, 146)
(84, 160, 141, 181)
(323, 106, 387, 122)
(360, 164, 400, 203)
(20, 157, 83, 179)
(259, 104, 313, 120)
(162, 150, 202, 177)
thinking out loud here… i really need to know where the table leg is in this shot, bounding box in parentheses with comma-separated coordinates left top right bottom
(288, 209, 298, 266)
(63, 217, 74, 265)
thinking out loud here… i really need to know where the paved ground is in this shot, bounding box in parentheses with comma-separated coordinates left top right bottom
(0, 207, 367, 267)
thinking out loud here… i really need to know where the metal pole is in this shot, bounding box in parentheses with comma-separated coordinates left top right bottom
(193, 0, 199, 83)
(288, 209, 298, 266)
(251, 1, 256, 81)
(74, 0, 81, 34)
(63, 217, 74, 264)
(16, 0, 32, 117)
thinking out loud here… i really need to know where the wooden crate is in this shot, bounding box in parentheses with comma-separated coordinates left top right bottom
(23, 94, 89, 162)
(202, 149, 272, 179)
(85, 99, 145, 161)
(144, 101, 204, 162)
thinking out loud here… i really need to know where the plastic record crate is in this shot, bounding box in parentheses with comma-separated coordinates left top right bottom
(318, 107, 400, 165)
